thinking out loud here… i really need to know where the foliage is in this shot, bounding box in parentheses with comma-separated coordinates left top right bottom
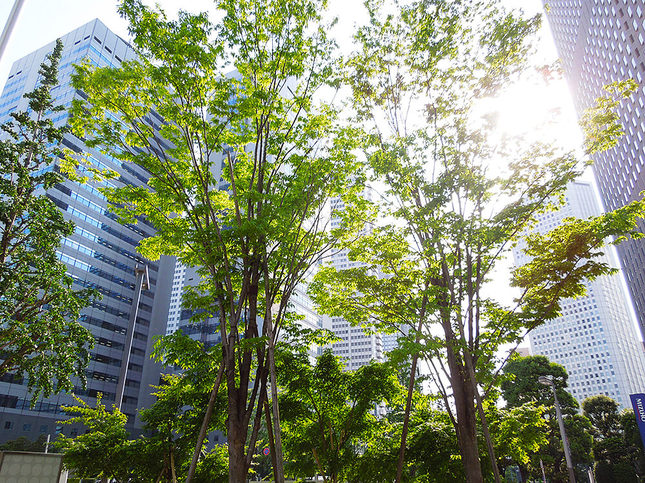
(57, 334, 228, 481)
(486, 402, 547, 469)
(0, 434, 49, 453)
(67, 0, 364, 478)
(501, 355, 577, 414)
(583, 395, 621, 440)
(278, 350, 400, 483)
(582, 396, 642, 483)
(56, 394, 131, 482)
(502, 356, 593, 481)
(191, 444, 229, 483)
(619, 410, 645, 479)
(346, 396, 464, 483)
(309, 0, 645, 480)
(579, 79, 638, 155)
(0, 39, 94, 400)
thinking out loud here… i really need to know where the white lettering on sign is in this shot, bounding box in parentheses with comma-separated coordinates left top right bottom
(637, 397, 645, 422)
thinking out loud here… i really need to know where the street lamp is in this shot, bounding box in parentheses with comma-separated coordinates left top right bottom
(538, 375, 576, 483)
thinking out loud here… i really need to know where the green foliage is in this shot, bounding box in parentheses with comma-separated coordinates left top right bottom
(347, 396, 464, 483)
(278, 350, 400, 482)
(56, 394, 131, 481)
(192, 445, 229, 483)
(56, 345, 228, 482)
(580, 79, 638, 155)
(618, 410, 645, 479)
(583, 395, 621, 440)
(0, 434, 49, 453)
(580, 396, 643, 482)
(502, 356, 593, 481)
(68, 0, 365, 477)
(309, 1, 640, 480)
(486, 402, 547, 467)
(501, 356, 578, 414)
(0, 38, 95, 400)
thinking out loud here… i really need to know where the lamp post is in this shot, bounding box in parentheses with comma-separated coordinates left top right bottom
(538, 375, 576, 483)
(0, 0, 25, 62)
(115, 264, 149, 411)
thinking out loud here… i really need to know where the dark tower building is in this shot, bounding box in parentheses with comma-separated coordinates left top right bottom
(543, 0, 645, 337)
(0, 19, 171, 442)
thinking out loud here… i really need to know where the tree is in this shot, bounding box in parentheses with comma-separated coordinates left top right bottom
(0, 434, 49, 453)
(583, 396, 639, 483)
(0, 39, 94, 400)
(502, 356, 593, 482)
(57, 335, 229, 482)
(277, 350, 400, 483)
(583, 395, 621, 440)
(619, 410, 645, 479)
(501, 356, 577, 412)
(66, 0, 363, 480)
(310, 1, 645, 481)
(56, 394, 132, 482)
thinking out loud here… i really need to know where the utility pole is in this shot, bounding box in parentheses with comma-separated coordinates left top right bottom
(115, 264, 149, 411)
(0, 0, 25, 63)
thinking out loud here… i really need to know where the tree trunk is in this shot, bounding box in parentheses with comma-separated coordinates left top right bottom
(447, 346, 483, 482)
(228, 420, 247, 483)
(226, 339, 249, 483)
(264, 400, 279, 482)
(465, 352, 502, 483)
(396, 351, 419, 483)
(264, 301, 285, 483)
(186, 361, 225, 483)
(396, 296, 428, 483)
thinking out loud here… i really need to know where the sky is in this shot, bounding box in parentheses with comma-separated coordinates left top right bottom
(0, 0, 617, 349)
(0, 0, 583, 148)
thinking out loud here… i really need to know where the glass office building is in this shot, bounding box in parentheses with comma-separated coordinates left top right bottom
(543, 0, 645, 338)
(0, 19, 170, 442)
(513, 182, 645, 408)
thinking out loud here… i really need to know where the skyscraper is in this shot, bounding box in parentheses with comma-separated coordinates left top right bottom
(326, 194, 384, 370)
(543, 0, 645, 337)
(513, 181, 645, 408)
(0, 19, 170, 442)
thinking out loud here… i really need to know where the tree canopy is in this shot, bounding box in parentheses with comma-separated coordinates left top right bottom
(0, 39, 94, 400)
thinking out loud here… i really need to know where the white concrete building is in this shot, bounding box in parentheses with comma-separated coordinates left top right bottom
(513, 181, 645, 408)
(326, 193, 384, 370)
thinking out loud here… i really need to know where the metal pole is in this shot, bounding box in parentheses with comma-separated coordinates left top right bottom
(115, 264, 149, 411)
(551, 383, 576, 483)
(539, 459, 547, 483)
(0, 0, 25, 63)
(45, 434, 50, 454)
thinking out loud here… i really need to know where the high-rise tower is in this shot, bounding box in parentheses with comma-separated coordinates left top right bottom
(326, 193, 384, 370)
(513, 181, 645, 408)
(0, 19, 170, 442)
(543, 0, 645, 337)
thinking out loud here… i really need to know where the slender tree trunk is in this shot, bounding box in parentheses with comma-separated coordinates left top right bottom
(265, 303, 285, 483)
(396, 296, 428, 483)
(225, 338, 248, 483)
(186, 361, 225, 483)
(170, 446, 177, 483)
(396, 352, 418, 483)
(264, 400, 279, 482)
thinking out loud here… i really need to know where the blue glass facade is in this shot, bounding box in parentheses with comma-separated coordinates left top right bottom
(0, 19, 169, 441)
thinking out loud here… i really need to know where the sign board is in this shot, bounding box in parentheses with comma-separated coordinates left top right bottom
(0, 451, 65, 482)
(630, 393, 645, 450)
